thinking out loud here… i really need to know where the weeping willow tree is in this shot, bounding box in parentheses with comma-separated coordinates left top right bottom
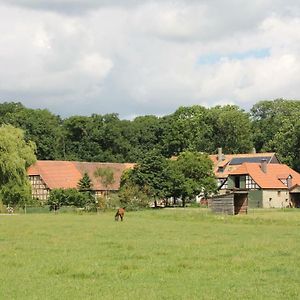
(0, 125, 36, 205)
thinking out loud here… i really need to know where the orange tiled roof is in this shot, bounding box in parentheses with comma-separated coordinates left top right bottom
(230, 163, 300, 189)
(27, 160, 135, 191)
(209, 152, 277, 178)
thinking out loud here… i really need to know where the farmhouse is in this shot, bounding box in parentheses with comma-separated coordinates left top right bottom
(209, 148, 300, 213)
(27, 160, 135, 202)
(223, 162, 300, 208)
(209, 148, 279, 188)
(213, 161, 300, 212)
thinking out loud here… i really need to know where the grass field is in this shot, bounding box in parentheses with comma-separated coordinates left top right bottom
(1, 208, 300, 299)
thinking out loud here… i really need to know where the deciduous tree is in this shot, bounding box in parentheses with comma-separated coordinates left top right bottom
(0, 125, 36, 205)
(168, 151, 217, 206)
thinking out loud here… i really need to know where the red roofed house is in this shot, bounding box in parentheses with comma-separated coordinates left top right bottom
(27, 160, 135, 203)
(209, 148, 280, 189)
(219, 160, 300, 208)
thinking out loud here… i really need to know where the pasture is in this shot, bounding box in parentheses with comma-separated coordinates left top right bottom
(0, 209, 300, 299)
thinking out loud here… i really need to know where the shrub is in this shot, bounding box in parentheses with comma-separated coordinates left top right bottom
(0, 200, 6, 213)
(118, 184, 150, 211)
(48, 189, 94, 211)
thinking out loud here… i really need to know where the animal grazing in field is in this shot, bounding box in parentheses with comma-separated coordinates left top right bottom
(115, 207, 126, 221)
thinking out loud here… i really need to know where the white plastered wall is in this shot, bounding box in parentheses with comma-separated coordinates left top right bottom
(262, 190, 290, 208)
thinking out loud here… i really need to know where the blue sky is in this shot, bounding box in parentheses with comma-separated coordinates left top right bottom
(198, 48, 270, 65)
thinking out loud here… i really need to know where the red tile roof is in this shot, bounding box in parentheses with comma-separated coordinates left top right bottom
(209, 152, 277, 178)
(230, 163, 300, 189)
(27, 160, 135, 191)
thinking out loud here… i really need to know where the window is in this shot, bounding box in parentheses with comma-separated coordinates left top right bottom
(245, 175, 259, 189)
(218, 167, 224, 173)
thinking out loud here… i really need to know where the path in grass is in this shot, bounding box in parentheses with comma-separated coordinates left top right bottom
(0, 209, 300, 299)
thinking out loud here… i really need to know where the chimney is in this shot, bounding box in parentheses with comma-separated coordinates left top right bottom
(261, 159, 267, 173)
(287, 176, 293, 189)
(218, 148, 223, 162)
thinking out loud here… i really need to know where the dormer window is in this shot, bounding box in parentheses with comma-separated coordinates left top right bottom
(218, 166, 224, 173)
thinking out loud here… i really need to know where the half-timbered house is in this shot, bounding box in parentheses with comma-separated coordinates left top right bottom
(27, 160, 135, 203)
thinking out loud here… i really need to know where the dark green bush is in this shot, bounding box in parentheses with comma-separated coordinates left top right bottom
(48, 189, 94, 211)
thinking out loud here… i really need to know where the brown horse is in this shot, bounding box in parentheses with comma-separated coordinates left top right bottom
(115, 207, 126, 221)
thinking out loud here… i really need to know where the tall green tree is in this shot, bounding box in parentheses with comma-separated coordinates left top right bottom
(127, 150, 171, 205)
(267, 117, 300, 170)
(161, 105, 213, 156)
(0, 102, 63, 160)
(251, 99, 300, 169)
(207, 105, 253, 154)
(168, 151, 217, 207)
(251, 99, 300, 152)
(127, 115, 164, 160)
(0, 125, 36, 205)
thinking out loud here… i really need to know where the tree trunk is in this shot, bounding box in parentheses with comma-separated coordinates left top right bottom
(182, 197, 186, 207)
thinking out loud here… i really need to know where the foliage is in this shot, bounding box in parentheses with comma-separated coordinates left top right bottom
(96, 196, 106, 211)
(47, 188, 93, 210)
(161, 105, 214, 156)
(2, 100, 300, 172)
(118, 182, 150, 210)
(127, 150, 171, 201)
(105, 193, 122, 209)
(0, 199, 5, 213)
(123, 150, 216, 207)
(94, 167, 115, 189)
(207, 105, 253, 154)
(77, 172, 93, 191)
(0, 102, 63, 160)
(251, 99, 300, 170)
(0, 124, 36, 205)
(168, 151, 217, 206)
(94, 167, 115, 200)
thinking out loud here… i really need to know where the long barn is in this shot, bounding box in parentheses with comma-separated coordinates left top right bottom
(27, 160, 135, 202)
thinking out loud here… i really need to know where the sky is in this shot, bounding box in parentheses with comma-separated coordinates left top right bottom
(0, 0, 300, 119)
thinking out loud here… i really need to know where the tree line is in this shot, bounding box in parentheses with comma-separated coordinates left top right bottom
(0, 99, 299, 170)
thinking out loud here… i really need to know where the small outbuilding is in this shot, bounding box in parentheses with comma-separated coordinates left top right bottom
(210, 191, 248, 215)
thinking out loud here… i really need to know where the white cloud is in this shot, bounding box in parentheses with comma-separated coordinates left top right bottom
(1, 1, 300, 118)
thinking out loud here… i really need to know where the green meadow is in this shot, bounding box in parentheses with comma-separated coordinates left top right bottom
(1, 209, 300, 300)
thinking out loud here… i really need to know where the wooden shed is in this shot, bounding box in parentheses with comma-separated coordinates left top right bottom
(210, 191, 248, 215)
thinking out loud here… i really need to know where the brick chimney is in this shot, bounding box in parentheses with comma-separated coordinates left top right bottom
(261, 159, 267, 173)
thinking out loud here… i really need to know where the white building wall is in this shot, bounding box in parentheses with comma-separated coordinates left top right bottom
(262, 190, 289, 208)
